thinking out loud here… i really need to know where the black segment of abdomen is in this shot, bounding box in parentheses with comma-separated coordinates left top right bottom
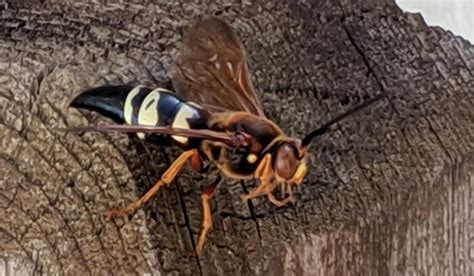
(70, 85, 133, 123)
(156, 91, 182, 126)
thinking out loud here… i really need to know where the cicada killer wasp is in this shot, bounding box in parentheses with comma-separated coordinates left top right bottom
(68, 17, 383, 254)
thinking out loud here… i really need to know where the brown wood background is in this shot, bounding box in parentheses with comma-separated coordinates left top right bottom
(0, 0, 473, 275)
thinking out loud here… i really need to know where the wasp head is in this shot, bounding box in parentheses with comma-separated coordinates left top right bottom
(272, 140, 307, 185)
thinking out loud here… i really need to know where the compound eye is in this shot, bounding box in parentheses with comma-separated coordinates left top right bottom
(274, 144, 298, 180)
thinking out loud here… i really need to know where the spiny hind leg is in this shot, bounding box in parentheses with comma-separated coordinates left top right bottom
(106, 149, 198, 220)
(195, 176, 221, 255)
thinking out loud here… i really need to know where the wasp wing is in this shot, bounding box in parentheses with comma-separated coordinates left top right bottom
(62, 125, 244, 147)
(172, 17, 265, 117)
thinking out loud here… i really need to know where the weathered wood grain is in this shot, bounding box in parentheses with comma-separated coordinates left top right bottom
(0, 0, 472, 275)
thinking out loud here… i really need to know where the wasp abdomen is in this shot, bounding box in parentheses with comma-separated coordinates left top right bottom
(70, 85, 133, 123)
(71, 85, 208, 147)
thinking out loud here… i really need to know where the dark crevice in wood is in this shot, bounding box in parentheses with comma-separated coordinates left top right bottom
(239, 180, 262, 242)
(158, 146, 203, 275)
(449, 159, 458, 275)
(218, 211, 264, 221)
(424, 116, 453, 163)
(341, 24, 400, 116)
(130, 143, 165, 274)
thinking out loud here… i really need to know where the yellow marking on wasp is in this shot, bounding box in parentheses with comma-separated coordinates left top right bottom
(246, 153, 257, 164)
(137, 89, 162, 139)
(226, 61, 234, 75)
(207, 54, 221, 69)
(292, 162, 307, 185)
(187, 101, 202, 109)
(209, 54, 218, 62)
(124, 86, 144, 125)
(155, 87, 173, 93)
(171, 104, 197, 144)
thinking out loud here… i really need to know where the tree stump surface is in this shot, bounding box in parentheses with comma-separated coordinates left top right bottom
(0, 0, 473, 275)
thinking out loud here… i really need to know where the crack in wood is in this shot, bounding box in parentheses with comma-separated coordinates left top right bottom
(239, 180, 262, 242)
(158, 147, 203, 275)
(341, 23, 399, 116)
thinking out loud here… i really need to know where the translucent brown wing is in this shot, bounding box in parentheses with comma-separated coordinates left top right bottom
(172, 17, 265, 117)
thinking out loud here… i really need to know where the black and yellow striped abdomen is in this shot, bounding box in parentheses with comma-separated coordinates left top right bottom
(70, 84, 208, 148)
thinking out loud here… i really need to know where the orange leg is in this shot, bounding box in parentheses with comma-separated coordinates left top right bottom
(189, 151, 203, 172)
(240, 180, 272, 201)
(241, 154, 295, 207)
(106, 149, 198, 220)
(241, 154, 273, 202)
(195, 176, 221, 255)
(267, 183, 295, 207)
(267, 193, 295, 207)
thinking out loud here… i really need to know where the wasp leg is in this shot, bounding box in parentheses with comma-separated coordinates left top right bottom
(267, 192, 295, 207)
(106, 149, 198, 220)
(240, 180, 272, 201)
(194, 176, 221, 255)
(267, 183, 295, 207)
(190, 151, 204, 172)
(240, 154, 273, 202)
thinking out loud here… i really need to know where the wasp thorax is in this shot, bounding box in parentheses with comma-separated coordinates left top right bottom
(274, 143, 299, 180)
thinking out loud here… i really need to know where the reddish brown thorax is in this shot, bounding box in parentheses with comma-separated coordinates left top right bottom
(274, 143, 299, 180)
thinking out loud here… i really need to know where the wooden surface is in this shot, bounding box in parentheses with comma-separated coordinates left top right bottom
(0, 0, 473, 275)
